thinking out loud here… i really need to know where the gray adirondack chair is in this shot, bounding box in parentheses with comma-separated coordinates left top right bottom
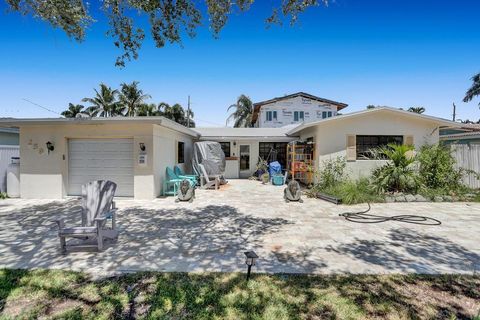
(56, 180, 118, 252)
(198, 163, 220, 190)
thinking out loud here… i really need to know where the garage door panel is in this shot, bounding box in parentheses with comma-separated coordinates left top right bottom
(68, 139, 134, 197)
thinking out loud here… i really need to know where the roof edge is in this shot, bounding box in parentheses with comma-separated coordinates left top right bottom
(287, 107, 463, 135)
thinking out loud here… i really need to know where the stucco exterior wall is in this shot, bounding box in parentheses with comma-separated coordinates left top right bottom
(19, 123, 194, 199)
(153, 125, 193, 197)
(257, 96, 338, 128)
(298, 112, 440, 179)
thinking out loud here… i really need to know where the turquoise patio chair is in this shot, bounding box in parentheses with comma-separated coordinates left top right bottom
(163, 167, 196, 196)
(174, 165, 198, 184)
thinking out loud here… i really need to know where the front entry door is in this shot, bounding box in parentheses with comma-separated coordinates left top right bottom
(239, 144, 251, 178)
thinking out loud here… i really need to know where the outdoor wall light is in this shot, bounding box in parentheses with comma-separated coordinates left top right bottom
(244, 250, 258, 281)
(46, 141, 54, 154)
(139, 143, 146, 152)
(233, 141, 237, 147)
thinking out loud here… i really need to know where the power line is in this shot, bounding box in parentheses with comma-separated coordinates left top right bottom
(22, 98, 62, 116)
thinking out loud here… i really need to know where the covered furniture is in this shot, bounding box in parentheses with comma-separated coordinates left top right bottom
(192, 141, 227, 189)
(56, 180, 118, 252)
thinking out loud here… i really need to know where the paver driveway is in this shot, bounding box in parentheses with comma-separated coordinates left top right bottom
(0, 180, 479, 277)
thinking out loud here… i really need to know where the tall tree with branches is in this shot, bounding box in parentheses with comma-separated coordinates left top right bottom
(5, 0, 329, 67)
(61, 103, 85, 118)
(464, 72, 480, 108)
(82, 83, 121, 117)
(227, 94, 254, 127)
(119, 81, 151, 116)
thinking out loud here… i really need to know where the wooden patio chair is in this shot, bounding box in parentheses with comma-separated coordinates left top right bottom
(198, 163, 220, 190)
(56, 180, 118, 252)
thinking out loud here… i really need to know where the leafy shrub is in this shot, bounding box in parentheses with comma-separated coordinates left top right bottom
(417, 144, 464, 191)
(370, 144, 421, 194)
(0, 192, 8, 199)
(324, 178, 383, 204)
(315, 156, 347, 190)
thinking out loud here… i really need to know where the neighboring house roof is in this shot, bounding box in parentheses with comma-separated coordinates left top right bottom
(286, 107, 462, 135)
(457, 123, 480, 131)
(440, 131, 480, 140)
(0, 116, 200, 137)
(251, 92, 348, 124)
(194, 127, 298, 140)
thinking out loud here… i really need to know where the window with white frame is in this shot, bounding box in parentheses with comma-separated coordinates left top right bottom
(294, 111, 304, 122)
(266, 111, 277, 122)
(322, 111, 333, 119)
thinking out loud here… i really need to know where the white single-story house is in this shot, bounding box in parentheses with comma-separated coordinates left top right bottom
(0, 107, 462, 199)
(0, 117, 198, 199)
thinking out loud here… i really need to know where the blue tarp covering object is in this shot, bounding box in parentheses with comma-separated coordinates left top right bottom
(269, 161, 282, 177)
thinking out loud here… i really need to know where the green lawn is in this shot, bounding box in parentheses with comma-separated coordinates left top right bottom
(1, 269, 479, 319)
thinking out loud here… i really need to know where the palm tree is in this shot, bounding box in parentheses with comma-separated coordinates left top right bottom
(464, 72, 480, 108)
(162, 103, 185, 123)
(82, 83, 120, 117)
(61, 103, 85, 118)
(137, 103, 161, 116)
(408, 107, 426, 114)
(119, 81, 151, 116)
(227, 94, 254, 127)
(82, 106, 99, 117)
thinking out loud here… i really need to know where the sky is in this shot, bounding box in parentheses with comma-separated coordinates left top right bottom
(0, 0, 479, 126)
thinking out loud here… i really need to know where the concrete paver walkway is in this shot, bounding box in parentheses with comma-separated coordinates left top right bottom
(0, 180, 479, 277)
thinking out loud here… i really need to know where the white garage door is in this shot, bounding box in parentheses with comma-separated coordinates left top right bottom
(68, 139, 134, 197)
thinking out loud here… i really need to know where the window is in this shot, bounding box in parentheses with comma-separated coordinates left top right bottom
(259, 142, 288, 167)
(356, 135, 403, 160)
(177, 141, 185, 163)
(322, 111, 333, 118)
(266, 111, 277, 122)
(219, 142, 231, 157)
(294, 111, 304, 122)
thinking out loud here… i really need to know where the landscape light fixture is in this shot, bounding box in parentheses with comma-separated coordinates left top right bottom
(244, 250, 258, 281)
(46, 141, 54, 154)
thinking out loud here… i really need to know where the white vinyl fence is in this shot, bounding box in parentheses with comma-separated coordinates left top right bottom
(0, 145, 19, 193)
(450, 144, 480, 189)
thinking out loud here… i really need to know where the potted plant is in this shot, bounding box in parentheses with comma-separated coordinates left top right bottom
(261, 172, 270, 184)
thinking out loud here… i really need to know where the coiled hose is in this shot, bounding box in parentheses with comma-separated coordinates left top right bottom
(339, 203, 441, 225)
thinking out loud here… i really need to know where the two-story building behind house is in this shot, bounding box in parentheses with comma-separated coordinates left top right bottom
(251, 92, 348, 128)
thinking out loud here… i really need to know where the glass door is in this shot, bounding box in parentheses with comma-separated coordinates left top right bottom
(239, 144, 251, 177)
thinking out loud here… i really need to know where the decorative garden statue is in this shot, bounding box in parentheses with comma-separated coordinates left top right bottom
(176, 179, 195, 203)
(284, 180, 303, 203)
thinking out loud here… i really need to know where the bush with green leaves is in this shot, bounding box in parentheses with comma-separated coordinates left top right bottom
(370, 144, 421, 194)
(315, 156, 347, 190)
(0, 192, 8, 200)
(417, 144, 464, 192)
(323, 178, 384, 204)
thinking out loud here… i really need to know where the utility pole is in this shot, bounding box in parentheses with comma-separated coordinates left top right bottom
(187, 95, 191, 128)
(452, 102, 457, 122)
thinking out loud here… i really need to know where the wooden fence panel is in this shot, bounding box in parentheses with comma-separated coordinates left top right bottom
(450, 144, 480, 189)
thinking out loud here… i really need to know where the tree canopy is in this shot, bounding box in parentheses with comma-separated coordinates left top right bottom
(464, 72, 480, 108)
(62, 82, 195, 127)
(5, 0, 328, 67)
